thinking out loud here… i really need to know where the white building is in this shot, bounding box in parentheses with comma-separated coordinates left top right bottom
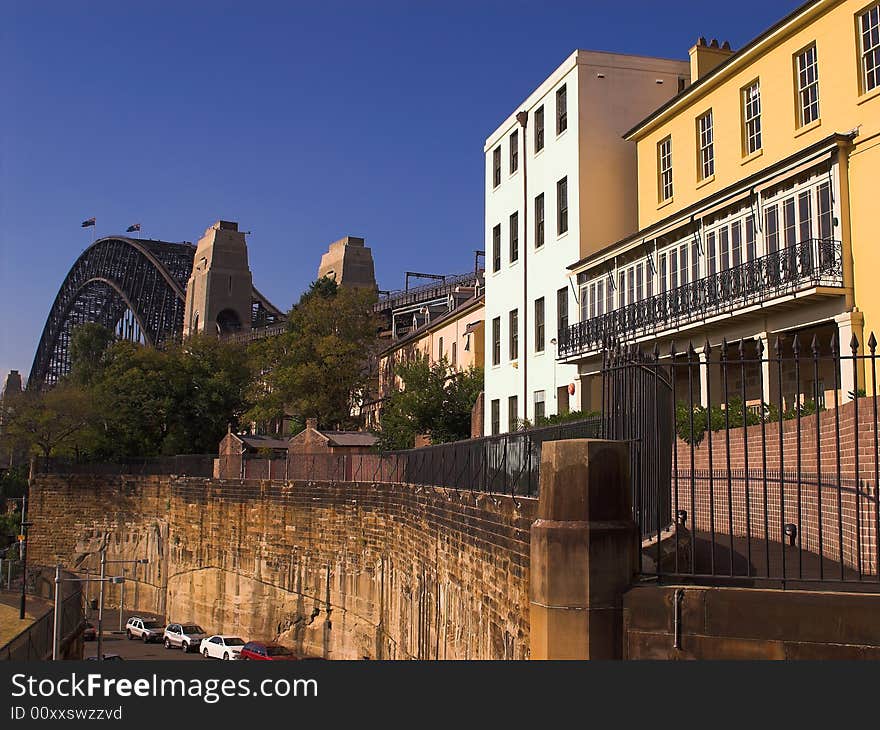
(483, 50, 691, 434)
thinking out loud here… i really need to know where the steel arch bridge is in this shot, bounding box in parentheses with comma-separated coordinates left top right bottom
(28, 237, 197, 389)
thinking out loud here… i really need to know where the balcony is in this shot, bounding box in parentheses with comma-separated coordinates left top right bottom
(558, 238, 844, 360)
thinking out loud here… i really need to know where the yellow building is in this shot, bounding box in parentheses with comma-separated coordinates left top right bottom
(561, 0, 880, 411)
(365, 295, 485, 431)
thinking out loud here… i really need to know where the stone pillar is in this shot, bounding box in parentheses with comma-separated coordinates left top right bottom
(529, 439, 636, 660)
(835, 310, 865, 399)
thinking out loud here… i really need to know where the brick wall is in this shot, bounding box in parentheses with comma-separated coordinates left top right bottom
(673, 398, 880, 575)
(27, 474, 536, 660)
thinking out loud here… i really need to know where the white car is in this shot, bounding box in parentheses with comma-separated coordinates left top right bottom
(200, 635, 245, 660)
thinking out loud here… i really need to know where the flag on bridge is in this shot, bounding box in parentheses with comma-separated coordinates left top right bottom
(81, 217, 96, 228)
(126, 223, 141, 232)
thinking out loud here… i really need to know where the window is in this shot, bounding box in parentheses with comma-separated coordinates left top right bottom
(636, 263, 644, 301)
(795, 44, 820, 126)
(731, 222, 742, 267)
(556, 84, 567, 134)
(859, 4, 880, 93)
(557, 287, 568, 334)
(510, 129, 519, 173)
(659, 252, 668, 292)
(691, 240, 700, 282)
(535, 194, 545, 248)
(557, 177, 568, 234)
(746, 215, 757, 261)
(492, 316, 500, 366)
(451, 341, 457, 367)
(706, 231, 717, 275)
(534, 391, 546, 423)
(742, 80, 762, 155)
(509, 309, 518, 360)
(493, 146, 501, 187)
(438, 336, 444, 361)
(697, 110, 714, 180)
(658, 136, 673, 201)
(508, 396, 518, 432)
(509, 212, 519, 263)
(491, 399, 500, 435)
(535, 297, 545, 352)
(535, 106, 545, 152)
(492, 224, 501, 272)
(670, 249, 678, 289)
(817, 181, 833, 239)
(765, 206, 779, 253)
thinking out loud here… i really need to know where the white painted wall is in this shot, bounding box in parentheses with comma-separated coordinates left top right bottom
(482, 51, 690, 434)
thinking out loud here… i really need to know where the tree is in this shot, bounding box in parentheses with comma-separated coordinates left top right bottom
(245, 277, 381, 431)
(69, 323, 115, 386)
(83, 335, 251, 460)
(377, 355, 484, 450)
(0, 384, 94, 459)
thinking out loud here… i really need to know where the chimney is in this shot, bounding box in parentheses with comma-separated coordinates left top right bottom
(306, 418, 318, 432)
(689, 37, 734, 82)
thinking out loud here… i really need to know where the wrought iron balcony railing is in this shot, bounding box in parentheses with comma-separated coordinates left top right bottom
(558, 238, 843, 359)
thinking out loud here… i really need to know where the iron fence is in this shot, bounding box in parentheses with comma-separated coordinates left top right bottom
(241, 418, 602, 497)
(604, 329, 880, 589)
(1, 567, 84, 660)
(33, 454, 215, 477)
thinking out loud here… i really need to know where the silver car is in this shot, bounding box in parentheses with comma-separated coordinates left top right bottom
(163, 623, 208, 652)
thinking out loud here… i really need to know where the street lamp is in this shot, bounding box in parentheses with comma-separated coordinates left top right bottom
(101, 558, 150, 632)
(550, 338, 558, 404)
(52, 563, 124, 660)
(18, 520, 32, 620)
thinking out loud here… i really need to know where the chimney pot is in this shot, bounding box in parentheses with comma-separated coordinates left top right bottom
(698, 36, 707, 46)
(710, 38, 719, 48)
(722, 40, 731, 50)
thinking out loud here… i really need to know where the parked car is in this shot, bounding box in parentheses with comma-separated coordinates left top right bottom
(239, 641, 298, 661)
(200, 635, 245, 660)
(83, 622, 97, 641)
(163, 623, 208, 652)
(125, 616, 165, 643)
(86, 654, 124, 661)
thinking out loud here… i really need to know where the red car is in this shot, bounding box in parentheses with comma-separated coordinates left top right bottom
(239, 641, 298, 660)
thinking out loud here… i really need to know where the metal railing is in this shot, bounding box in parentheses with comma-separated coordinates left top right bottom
(33, 454, 215, 477)
(606, 329, 880, 589)
(239, 418, 602, 497)
(560, 238, 843, 359)
(1, 567, 84, 660)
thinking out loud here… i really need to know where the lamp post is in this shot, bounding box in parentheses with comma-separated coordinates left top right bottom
(18, 519, 32, 620)
(550, 338, 558, 406)
(110, 558, 149, 632)
(52, 562, 124, 660)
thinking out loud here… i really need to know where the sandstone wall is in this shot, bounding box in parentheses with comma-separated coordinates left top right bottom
(27, 475, 536, 660)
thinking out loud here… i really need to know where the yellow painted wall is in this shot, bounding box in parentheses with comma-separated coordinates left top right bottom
(632, 0, 880, 336)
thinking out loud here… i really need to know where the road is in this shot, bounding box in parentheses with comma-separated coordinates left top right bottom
(83, 608, 208, 662)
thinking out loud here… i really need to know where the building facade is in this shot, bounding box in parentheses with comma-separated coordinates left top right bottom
(483, 50, 690, 434)
(368, 294, 485, 431)
(560, 0, 880, 411)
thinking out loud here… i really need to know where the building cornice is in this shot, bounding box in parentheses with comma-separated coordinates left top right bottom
(623, 0, 838, 141)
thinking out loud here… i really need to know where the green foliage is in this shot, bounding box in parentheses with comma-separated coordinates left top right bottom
(676, 396, 826, 445)
(0, 466, 28, 499)
(69, 323, 115, 386)
(244, 278, 381, 431)
(378, 355, 484, 450)
(84, 334, 252, 459)
(534, 409, 599, 427)
(0, 383, 94, 459)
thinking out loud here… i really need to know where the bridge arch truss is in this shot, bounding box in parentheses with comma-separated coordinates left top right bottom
(28, 237, 196, 389)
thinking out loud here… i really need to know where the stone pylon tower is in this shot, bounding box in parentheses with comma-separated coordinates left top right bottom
(317, 236, 377, 289)
(184, 220, 253, 337)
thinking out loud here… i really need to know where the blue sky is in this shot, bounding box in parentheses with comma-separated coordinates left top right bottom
(0, 0, 801, 384)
